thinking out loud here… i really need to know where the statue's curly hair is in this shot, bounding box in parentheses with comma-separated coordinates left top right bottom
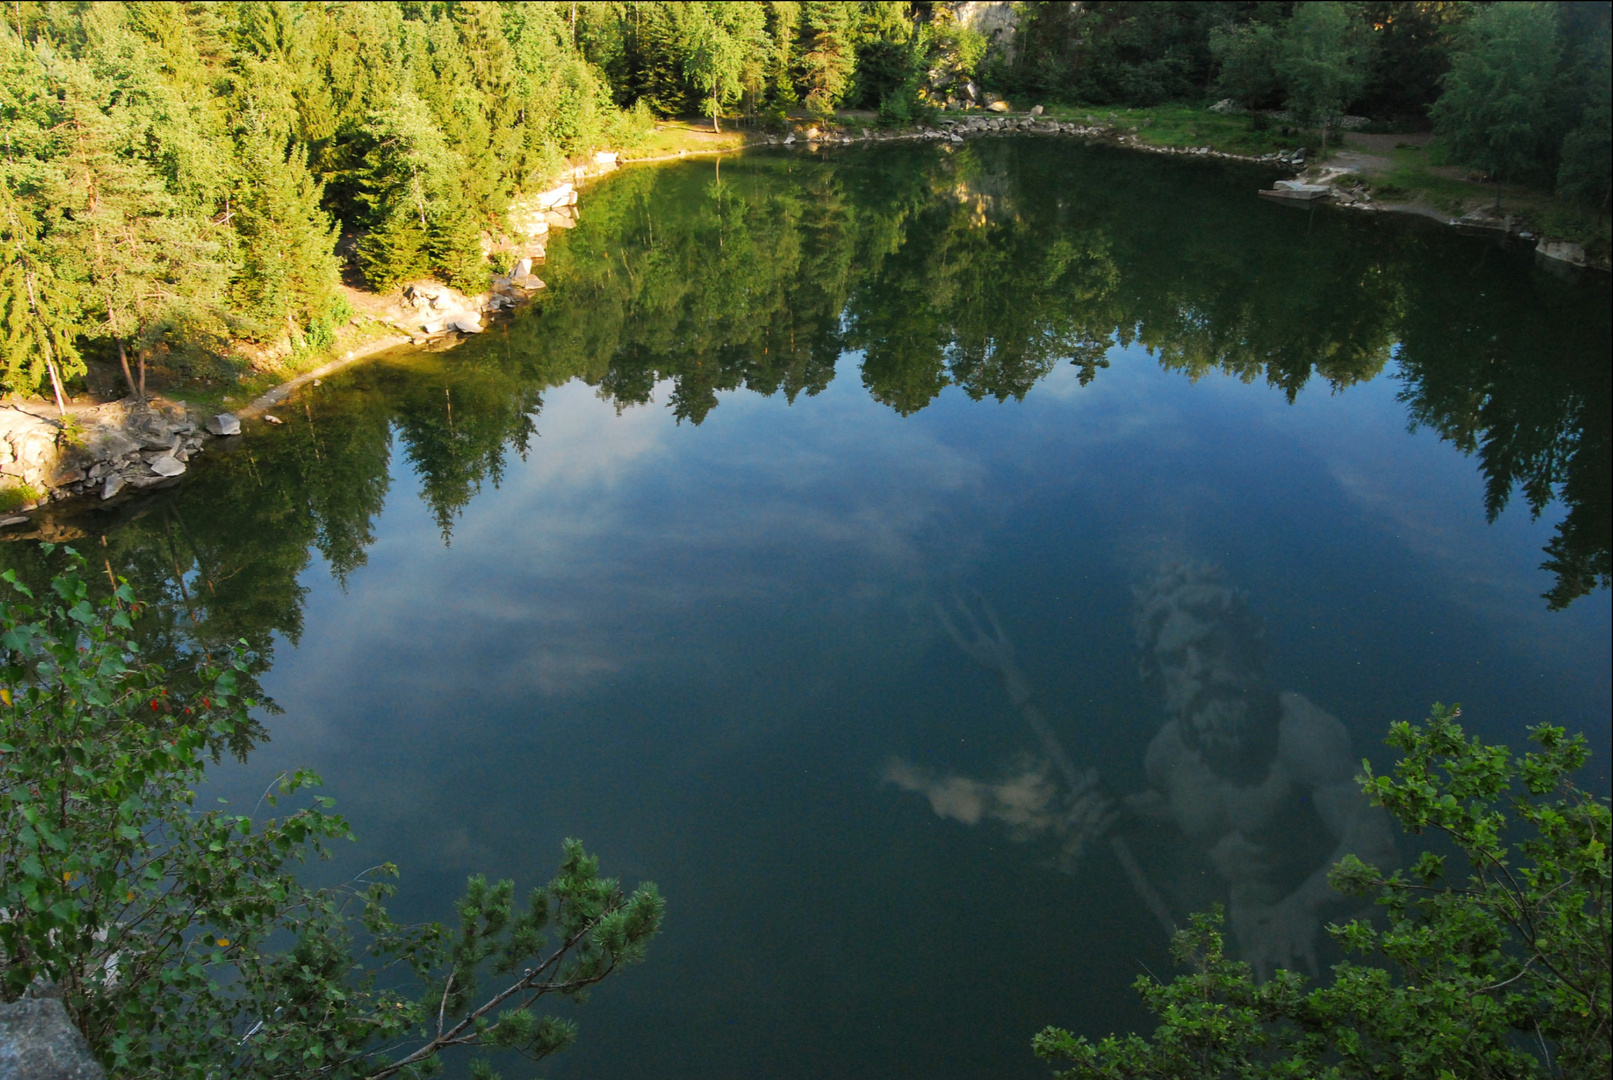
(1132, 563, 1268, 682)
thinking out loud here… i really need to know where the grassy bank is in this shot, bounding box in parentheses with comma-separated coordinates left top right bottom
(1041, 102, 1321, 157)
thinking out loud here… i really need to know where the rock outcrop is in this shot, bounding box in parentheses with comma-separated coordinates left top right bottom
(0, 999, 105, 1080)
(0, 400, 222, 513)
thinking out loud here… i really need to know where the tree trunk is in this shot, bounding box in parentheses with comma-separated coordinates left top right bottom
(43, 349, 67, 418)
(137, 347, 146, 400)
(115, 336, 139, 401)
(19, 267, 68, 417)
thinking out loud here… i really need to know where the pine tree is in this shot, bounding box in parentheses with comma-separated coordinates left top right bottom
(51, 38, 231, 398)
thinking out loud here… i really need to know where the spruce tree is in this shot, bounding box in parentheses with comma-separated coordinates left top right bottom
(796, 1, 856, 117)
(427, 197, 486, 293)
(357, 209, 430, 292)
(0, 190, 82, 411)
(233, 118, 342, 347)
(0, 29, 82, 406)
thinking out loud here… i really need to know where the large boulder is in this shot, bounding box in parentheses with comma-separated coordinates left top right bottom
(149, 455, 186, 478)
(531, 182, 576, 210)
(0, 998, 106, 1079)
(205, 413, 240, 437)
(986, 100, 1010, 113)
(83, 429, 141, 459)
(1536, 239, 1586, 267)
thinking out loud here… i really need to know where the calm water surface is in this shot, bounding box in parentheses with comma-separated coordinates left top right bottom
(12, 139, 1610, 1078)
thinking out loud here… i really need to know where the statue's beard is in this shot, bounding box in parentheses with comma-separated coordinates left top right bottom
(1174, 681, 1277, 783)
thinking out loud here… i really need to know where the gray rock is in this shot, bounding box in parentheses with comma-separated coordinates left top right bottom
(1030, 104, 1043, 116)
(85, 430, 141, 459)
(205, 413, 241, 437)
(0, 998, 105, 1079)
(149, 455, 186, 478)
(100, 474, 125, 501)
(450, 317, 483, 334)
(0, 516, 26, 527)
(1536, 239, 1586, 266)
(513, 257, 532, 278)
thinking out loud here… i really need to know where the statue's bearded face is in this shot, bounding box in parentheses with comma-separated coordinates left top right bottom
(1151, 608, 1270, 772)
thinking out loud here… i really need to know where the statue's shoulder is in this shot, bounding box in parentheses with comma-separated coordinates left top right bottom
(1276, 691, 1354, 785)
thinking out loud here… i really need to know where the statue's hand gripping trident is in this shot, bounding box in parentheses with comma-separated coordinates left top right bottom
(935, 591, 1174, 937)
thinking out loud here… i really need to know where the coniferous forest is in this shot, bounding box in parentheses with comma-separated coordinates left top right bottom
(1, 2, 1609, 404)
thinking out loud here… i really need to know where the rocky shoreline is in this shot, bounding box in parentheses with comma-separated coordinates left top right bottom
(0, 399, 231, 521)
(0, 167, 599, 531)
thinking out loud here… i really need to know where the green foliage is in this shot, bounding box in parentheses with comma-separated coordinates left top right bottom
(1432, 2, 1561, 186)
(358, 210, 431, 293)
(1210, 20, 1284, 111)
(1555, 31, 1612, 215)
(427, 199, 488, 294)
(0, 483, 39, 512)
(1356, 1, 1471, 123)
(0, 550, 662, 1077)
(232, 118, 343, 346)
(796, 1, 857, 117)
(684, 3, 750, 131)
(1277, 2, 1368, 143)
(1033, 707, 1611, 1079)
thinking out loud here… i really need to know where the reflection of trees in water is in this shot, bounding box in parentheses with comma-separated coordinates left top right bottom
(2, 138, 1604, 695)
(1395, 263, 1611, 609)
(517, 142, 1604, 605)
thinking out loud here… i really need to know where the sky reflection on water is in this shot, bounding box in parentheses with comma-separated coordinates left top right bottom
(219, 345, 1606, 1079)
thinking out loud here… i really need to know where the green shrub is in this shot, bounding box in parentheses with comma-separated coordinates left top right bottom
(0, 551, 663, 1078)
(1035, 706, 1610, 1080)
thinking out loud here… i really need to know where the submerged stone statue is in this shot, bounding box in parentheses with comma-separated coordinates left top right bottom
(887, 564, 1397, 979)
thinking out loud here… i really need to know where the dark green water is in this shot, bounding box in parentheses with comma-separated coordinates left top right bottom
(10, 139, 1611, 1078)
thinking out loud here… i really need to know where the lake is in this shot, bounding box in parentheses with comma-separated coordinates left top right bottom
(11, 138, 1610, 1078)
